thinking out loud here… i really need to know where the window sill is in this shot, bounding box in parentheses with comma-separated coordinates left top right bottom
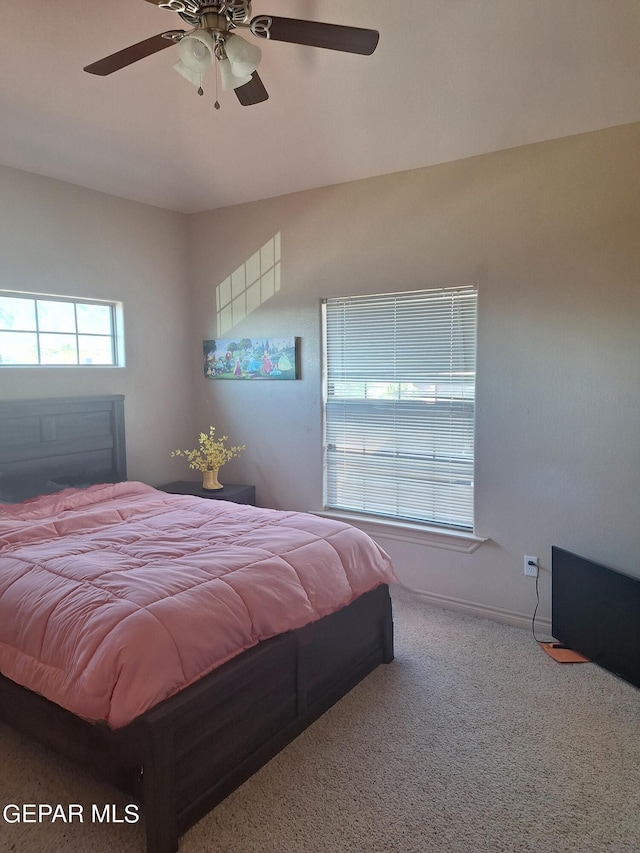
(313, 510, 488, 553)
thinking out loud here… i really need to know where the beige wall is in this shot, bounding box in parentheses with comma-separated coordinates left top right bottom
(188, 123, 640, 627)
(0, 166, 195, 485)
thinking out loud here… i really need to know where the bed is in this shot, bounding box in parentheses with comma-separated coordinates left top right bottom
(0, 395, 395, 853)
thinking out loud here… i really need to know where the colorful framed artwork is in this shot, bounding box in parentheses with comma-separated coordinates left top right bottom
(203, 337, 300, 380)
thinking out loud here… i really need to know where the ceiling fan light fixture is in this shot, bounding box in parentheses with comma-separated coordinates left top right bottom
(218, 57, 252, 91)
(224, 33, 262, 77)
(177, 29, 214, 74)
(84, 9, 379, 107)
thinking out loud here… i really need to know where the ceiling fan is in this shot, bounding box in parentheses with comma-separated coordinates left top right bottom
(84, 0, 380, 107)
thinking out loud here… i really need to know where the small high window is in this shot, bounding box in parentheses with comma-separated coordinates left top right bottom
(0, 293, 122, 366)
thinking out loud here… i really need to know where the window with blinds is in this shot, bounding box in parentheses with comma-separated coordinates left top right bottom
(323, 286, 477, 529)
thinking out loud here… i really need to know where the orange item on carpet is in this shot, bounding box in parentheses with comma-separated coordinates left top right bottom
(539, 642, 590, 663)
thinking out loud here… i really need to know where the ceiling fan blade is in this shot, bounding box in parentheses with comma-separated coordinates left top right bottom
(84, 32, 184, 76)
(235, 72, 269, 106)
(251, 16, 379, 55)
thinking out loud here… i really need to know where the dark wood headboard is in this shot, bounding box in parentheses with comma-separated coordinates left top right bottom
(0, 395, 126, 502)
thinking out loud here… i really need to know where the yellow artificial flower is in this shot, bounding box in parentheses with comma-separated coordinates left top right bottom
(171, 426, 245, 472)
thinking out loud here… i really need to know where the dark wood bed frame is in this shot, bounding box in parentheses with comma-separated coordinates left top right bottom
(0, 396, 394, 853)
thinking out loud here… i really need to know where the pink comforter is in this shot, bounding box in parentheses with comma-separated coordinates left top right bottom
(0, 482, 395, 728)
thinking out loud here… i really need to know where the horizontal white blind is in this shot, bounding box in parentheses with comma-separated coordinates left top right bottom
(323, 286, 477, 529)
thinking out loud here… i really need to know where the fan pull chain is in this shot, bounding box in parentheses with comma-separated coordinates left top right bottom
(214, 60, 220, 110)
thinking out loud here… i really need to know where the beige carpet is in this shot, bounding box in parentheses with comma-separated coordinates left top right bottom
(1, 585, 638, 853)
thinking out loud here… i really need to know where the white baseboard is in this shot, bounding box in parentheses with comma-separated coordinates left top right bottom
(394, 583, 552, 635)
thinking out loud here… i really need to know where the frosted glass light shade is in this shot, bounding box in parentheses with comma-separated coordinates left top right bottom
(178, 30, 214, 73)
(173, 60, 203, 87)
(224, 33, 262, 77)
(219, 58, 252, 91)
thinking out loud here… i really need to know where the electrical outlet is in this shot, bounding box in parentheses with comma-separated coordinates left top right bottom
(524, 555, 539, 577)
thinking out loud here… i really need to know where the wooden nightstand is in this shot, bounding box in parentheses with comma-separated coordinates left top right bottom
(158, 481, 256, 506)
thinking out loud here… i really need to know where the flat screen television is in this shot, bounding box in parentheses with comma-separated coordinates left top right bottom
(552, 546, 640, 689)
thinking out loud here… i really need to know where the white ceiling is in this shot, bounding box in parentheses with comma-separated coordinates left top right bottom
(1, 0, 638, 214)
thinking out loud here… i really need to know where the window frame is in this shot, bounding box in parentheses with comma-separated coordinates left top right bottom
(322, 285, 478, 533)
(0, 292, 124, 367)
